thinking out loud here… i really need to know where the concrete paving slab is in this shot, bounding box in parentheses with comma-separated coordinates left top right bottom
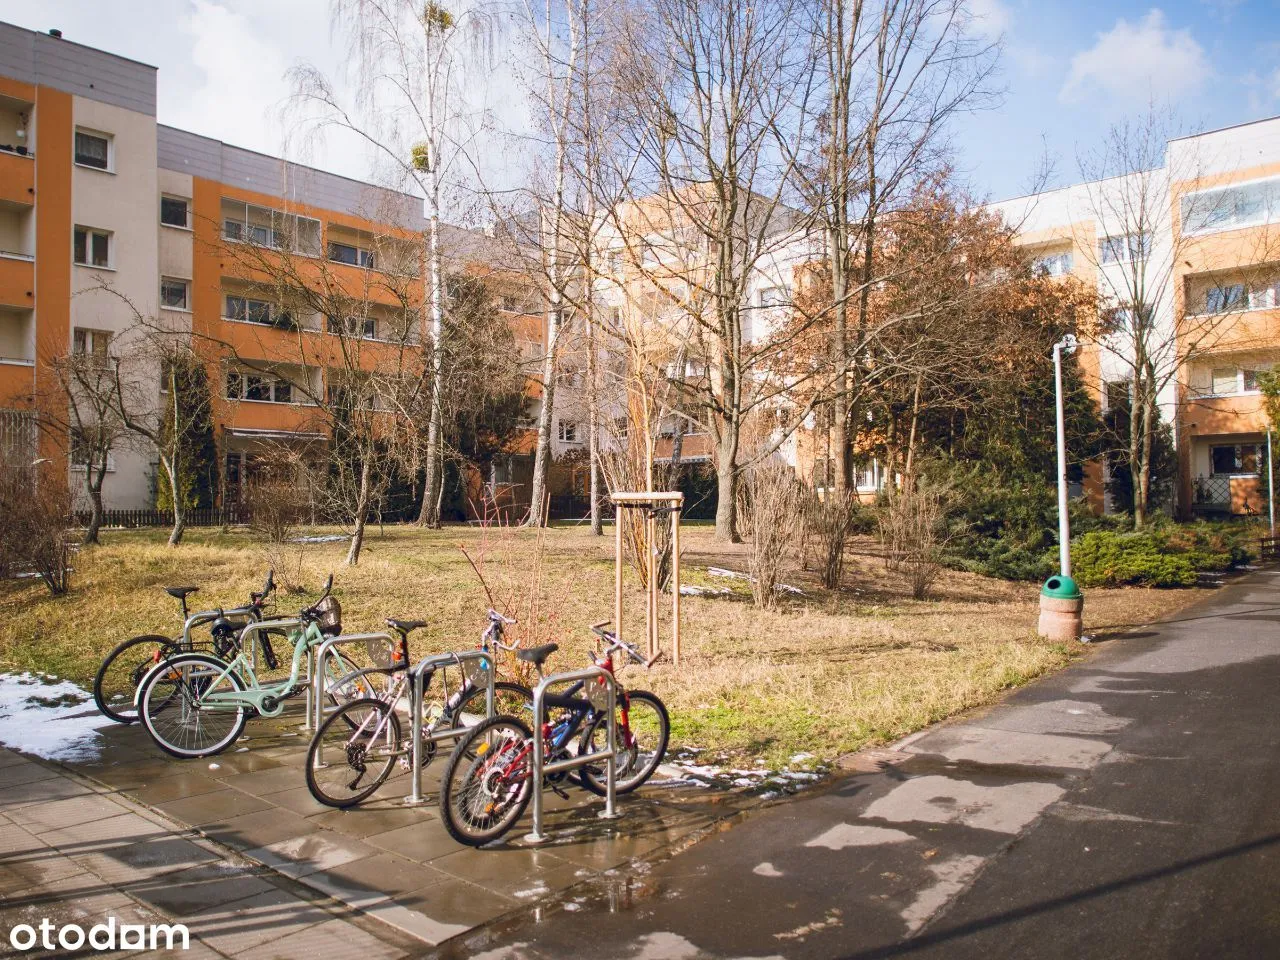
(123, 861, 277, 915)
(244, 831, 380, 879)
(8, 792, 128, 832)
(391, 877, 517, 931)
(307, 803, 435, 839)
(154, 788, 275, 825)
(429, 847, 585, 900)
(232, 916, 408, 960)
(363, 821, 462, 864)
(128, 771, 227, 805)
(182, 886, 332, 955)
(198, 807, 321, 849)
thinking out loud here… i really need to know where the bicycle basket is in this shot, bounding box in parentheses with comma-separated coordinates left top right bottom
(315, 595, 342, 637)
(462, 655, 490, 687)
(586, 675, 612, 710)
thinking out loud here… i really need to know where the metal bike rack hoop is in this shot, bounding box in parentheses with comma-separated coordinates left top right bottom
(525, 665, 619, 845)
(311, 632, 399, 733)
(403, 648, 497, 806)
(238, 617, 306, 724)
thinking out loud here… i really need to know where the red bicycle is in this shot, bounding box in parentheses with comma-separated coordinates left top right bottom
(437, 622, 669, 846)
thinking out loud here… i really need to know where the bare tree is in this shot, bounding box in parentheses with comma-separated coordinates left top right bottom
(291, 0, 503, 527)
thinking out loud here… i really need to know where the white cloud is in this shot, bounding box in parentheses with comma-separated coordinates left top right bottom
(1060, 9, 1212, 105)
(967, 0, 1011, 42)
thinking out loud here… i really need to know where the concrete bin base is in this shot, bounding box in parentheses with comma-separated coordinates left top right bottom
(1038, 594, 1083, 642)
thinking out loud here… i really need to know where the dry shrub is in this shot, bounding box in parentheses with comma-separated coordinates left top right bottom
(246, 478, 309, 543)
(736, 459, 806, 609)
(257, 541, 307, 595)
(0, 468, 73, 595)
(808, 491, 859, 590)
(879, 482, 949, 600)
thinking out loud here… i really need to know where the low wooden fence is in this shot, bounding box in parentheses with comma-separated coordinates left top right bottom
(73, 507, 252, 529)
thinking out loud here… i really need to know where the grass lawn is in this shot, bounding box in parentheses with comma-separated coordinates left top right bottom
(0, 523, 1203, 767)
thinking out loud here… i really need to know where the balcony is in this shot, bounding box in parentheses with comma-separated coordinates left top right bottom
(1190, 474, 1267, 517)
(0, 253, 33, 310)
(0, 150, 34, 207)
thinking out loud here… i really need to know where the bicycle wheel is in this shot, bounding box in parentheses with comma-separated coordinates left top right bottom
(138, 653, 249, 759)
(579, 689, 670, 796)
(439, 715, 534, 847)
(93, 635, 180, 724)
(451, 681, 534, 729)
(323, 652, 378, 709)
(305, 698, 403, 808)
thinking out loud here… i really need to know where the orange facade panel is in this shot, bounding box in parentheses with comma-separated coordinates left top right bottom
(223, 400, 325, 435)
(0, 254, 33, 309)
(0, 151, 34, 207)
(1185, 393, 1269, 436)
(0, 361, 33, 406)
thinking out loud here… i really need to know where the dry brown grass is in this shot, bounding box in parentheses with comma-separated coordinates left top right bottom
(0, 524, 1201, 766)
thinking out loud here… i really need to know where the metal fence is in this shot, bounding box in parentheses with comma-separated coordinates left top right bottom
(1191, 474, 1270, 516)
(72, 507, 253, 530)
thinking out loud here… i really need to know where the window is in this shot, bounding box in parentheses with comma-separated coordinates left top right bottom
(557, 420, 579, 443)
(160, 278, 189, 310)
(328, 242, 375, 268)
(1033, 251, 1073, 277)
(160, 196, 190, 229)
(70, 433, 114, 472)
(226, 369, 295, 403)
(1104, 379, 1130, 411)
(1206, 284, 1246, 315)
(73, 130, 110, 170)
(1100, 232, 1149, 265)
(72, 328, 111, 357)
(758, 285, 790, 308)
(1211, 443, 1263, 476)
(1209, 367, 1261, 396)
(225, 294, 296, 330)
(327, 315, 377, 339)
(1248, 284, 1279, 311)
(221, 199, 321, 255)
(1182, 179, 1280, 235)
(73, 227, 111, 268)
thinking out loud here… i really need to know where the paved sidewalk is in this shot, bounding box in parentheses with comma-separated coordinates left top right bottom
(0, 747, 423, 958)
(433, 568, 1280, 959)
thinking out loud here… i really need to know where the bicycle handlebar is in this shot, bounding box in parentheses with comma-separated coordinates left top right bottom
(589, 621, 656, 668)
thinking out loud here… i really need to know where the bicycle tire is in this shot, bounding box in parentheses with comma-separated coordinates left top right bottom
(138, 652, 249, 759)
(93, 634, 180, 724)
(305, 698, 403, 808)
(579, 689, 670, 796)
(451, 681, 534, 728)
(439, 714, 534, 847)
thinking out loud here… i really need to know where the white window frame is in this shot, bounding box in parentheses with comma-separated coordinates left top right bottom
(226, 368, 297, 405)
(221, 199, 321, 256)
(73, 227, 113, 269)
(160, 195, 191, 230)
(1207, 366, 1261, 398)
(160, 277, 190, 312)
(1034, 250, 1073, 277)
(557, 419, 580, 444)
(73, 128, 112, 172)
(1181, 175, 1280, 237)
(72, 327, 112, 357)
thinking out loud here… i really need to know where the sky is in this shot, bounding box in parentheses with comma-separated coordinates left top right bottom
(2, 0, 1279, 206)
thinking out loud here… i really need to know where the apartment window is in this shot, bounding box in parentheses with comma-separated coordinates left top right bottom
(759, 285, 790, 308)
(1033, 251, 1073, 277)
(226, 370, 294, 403)
(1248, 284, 1279, 311)
(328, 242, 375, 268)
(1206, 284, 1246, 315)
(1103, 379, 1130, 411)
(1100, 232, 1149, 265)
(1210, 367, 1260, 396)
(327, 315, 376, 339)
(160, 278, 189, 310)
(73, 227, 111, 268)
(1182, 179, 1280, 235)
(557, 420, 579, 443)
(1210, 443, 1263, 476)
(73, 129, 110, 170)
(221, 199, 321, 256)
(225, 294, 296, 330)
(160, 196, 190, 229)
(72, 328, 111, 357)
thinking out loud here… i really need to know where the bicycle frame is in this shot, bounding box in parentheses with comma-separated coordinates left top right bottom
(187, 618, 325, 718)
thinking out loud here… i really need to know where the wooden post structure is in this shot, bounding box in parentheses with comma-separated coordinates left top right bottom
(610, 491, 684, 665)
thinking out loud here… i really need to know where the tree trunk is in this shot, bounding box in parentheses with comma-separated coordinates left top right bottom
(714, 420, 740, 542)
(160, 456, 185, 547)
(1129, 370, 1144, 529)
(347, 459, 372, 565)
(82, 464, 105, 546)
(417, 164, 445, 528)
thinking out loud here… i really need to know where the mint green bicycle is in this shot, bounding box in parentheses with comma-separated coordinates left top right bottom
(135, 576, 367, 758)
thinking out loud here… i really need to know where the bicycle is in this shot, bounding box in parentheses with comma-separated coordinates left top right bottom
(304, 610, 535, 808)
(92, 570, 279, 724)
(437, 621, 669, 847)
(134, 575, 372, 759)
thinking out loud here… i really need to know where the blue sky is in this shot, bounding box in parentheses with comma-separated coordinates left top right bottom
(958, 0, 1280, 200)
(2, 1, 1278, 204)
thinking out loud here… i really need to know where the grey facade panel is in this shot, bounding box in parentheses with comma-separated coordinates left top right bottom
(158, 125, 428, 232)
(0, 22, 156, 115)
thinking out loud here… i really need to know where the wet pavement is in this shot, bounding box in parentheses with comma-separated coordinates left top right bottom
(427, 568, 1280, 959)
(32, 702, 753, 950)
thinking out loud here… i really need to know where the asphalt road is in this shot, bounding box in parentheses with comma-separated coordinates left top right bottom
(428, 567, 1280, 960)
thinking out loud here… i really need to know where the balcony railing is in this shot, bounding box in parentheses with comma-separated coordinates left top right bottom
(1191, 474, 1269, 516)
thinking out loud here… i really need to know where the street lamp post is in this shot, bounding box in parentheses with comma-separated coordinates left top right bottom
(1052, 335, 1077, 577)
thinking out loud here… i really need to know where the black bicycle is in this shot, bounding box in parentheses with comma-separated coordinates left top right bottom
(92, 570, 279, 724)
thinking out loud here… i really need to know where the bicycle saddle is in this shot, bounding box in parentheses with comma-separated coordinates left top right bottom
(165, 586, 199, 600)
(386, 618, 427, 635)
(516, 643, 559, 666)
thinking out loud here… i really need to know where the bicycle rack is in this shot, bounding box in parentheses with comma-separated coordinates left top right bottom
(179, 605, 254, 647)
(524, 665, 620, 845)
(312, 632, 399, 736)
(239, 618, 307, 726)
(309, 663, 401, 768)
(403, 649, 496, 806)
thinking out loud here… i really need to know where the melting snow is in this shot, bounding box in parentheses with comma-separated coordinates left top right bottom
(0, 672, 105, 762)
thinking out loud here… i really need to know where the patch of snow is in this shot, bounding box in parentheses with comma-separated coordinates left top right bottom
(0, 673, 104, 762)
(702, 566, 804, 595)
(289, 534, 350, 544)
(679, 585, 732, 597)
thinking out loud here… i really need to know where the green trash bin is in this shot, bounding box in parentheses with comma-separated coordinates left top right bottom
(1038, 574, 1083, 640)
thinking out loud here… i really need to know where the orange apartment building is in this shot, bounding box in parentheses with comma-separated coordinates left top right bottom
(0, 21, 556, 517)
(991, 116, 1280, 519)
